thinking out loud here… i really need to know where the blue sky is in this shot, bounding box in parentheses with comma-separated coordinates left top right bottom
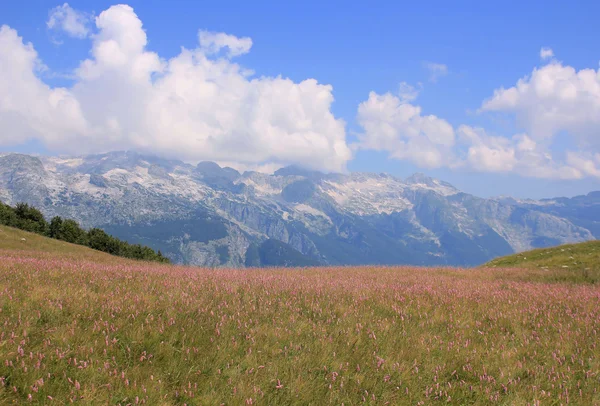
(1, 0, 600, 198)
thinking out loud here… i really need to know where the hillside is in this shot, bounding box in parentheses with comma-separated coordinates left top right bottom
(0, 225, 136, 264)
(484, 240, 600, 283)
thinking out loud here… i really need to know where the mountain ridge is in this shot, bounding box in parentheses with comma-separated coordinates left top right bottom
(0, 151, 596, 267)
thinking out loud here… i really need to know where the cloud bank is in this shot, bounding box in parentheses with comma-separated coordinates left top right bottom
(2, 3, 600, 180)
(1, 4, 351, 172)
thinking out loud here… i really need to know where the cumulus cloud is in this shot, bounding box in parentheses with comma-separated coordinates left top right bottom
(457, 126, 582, 179)
(354, 90, 576, 178)
(199, 30, 253, 57)
(0, 25, 88, 146)
(394, 55, 600, 180)
(480, 60, 600, 150)
(356, 89, 456, 168)
(457, 126, 517, 172)
(424, 62, 448, 83)
(356, 49, 600, 180)
(540, 47, 554, 60)
(356, 61, 599, 179)
(47, 3, 91, 39)
(0, 4, 351, 172)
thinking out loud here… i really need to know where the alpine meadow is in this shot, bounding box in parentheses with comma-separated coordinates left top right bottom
(2, 1, 600, 405)
(1, 228, 600, 404)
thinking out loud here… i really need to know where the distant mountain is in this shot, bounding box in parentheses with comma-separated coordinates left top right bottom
(0, 151, 595, 267)
(496, 193, 600, 241)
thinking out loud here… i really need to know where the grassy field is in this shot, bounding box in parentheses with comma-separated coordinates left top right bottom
(485, 240, 600, 284)
(1, 227, 600, 404)
(0, 225, 132, 264)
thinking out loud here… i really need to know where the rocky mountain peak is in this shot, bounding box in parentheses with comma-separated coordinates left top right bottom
(195, 161, 240, 179)
(405, 172, 434, 184)
(404, 172, 458, 195)
(274, 165, 323, 179)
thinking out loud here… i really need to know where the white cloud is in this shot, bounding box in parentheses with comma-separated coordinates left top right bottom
(355, 70, 593, 179)
(8, 7, 600, 181)
(470, 56, 600, 179)
(540, 47, 554, 60)
(457, 126, 517, 172)
(354, 51, 600, 180)
(480, 61, 600, 150)
(47, 3, 91, 39)
(356, 90, 456, 168)
(457, 126, 582, 179)
(0, 25, 88, 146)
(424, 62, 448, 83)
(398, 81, 421, 103)
(199, 30, 253, 57)
(351, 46, 600, 180)
(565, 152, 600, 178)
(0, 4, 351, 172)
(354, 88, 584, 177)
(354, 89, 589, 178)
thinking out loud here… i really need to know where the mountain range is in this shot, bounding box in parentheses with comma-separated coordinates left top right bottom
(0, 151, 597, 267)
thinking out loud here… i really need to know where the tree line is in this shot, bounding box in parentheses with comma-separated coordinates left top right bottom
(0, 202, 170, 263)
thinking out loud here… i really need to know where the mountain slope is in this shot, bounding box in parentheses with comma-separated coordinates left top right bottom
(0, 151, 595, 267)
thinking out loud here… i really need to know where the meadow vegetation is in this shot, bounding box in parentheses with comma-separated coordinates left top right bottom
(0, 227, 599, 404)
(485, 240, 600, 284)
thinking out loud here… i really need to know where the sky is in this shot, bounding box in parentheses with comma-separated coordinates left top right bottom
(1, 0, 600, 199)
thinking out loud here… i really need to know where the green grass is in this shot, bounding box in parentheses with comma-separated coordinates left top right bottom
(484, 240, 600, 284)
(0, 226, 599, 404)
(0, 225, 131, 264)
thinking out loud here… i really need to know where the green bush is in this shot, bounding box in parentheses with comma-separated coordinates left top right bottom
(14, 203, 49, 235)
(0, 202, 19, 227)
